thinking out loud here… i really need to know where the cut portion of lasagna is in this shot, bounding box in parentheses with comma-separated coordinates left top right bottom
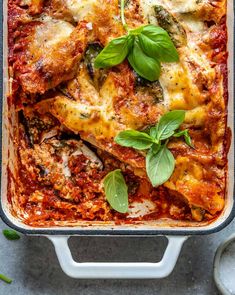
(8, 0, 229, 226)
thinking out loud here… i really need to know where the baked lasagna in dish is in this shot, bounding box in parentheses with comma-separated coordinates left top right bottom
(7, 0, 230, 227)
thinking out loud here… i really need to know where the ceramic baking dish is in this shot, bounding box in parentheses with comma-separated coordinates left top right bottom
(0, 0, 234, 279)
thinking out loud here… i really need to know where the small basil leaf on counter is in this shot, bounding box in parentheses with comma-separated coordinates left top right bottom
(138, 25, 179, 62)
(156, 110, 185, 141)
(3, 229, 20, 240)
(146, 145, 175, 187)
(128, 40, 161, 81)
(115, 130, 154, 150)
(0, 274, 12, 284)
(103, 169, 128, 213)
(174, 129, 194, 148)
(94, 35, 133, 69)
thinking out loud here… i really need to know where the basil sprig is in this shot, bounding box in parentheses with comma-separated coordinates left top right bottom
(103, 169, 128, 213)
(94, 0, 179, 81)
(115, 110, 193, 187)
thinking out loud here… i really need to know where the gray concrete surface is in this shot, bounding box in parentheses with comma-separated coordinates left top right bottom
(0, 218, 234, 295)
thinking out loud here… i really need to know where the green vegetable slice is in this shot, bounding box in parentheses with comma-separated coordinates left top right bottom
(154, 5, 187, 48)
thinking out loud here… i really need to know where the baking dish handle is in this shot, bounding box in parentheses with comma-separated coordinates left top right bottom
(48, 235, 188, 279)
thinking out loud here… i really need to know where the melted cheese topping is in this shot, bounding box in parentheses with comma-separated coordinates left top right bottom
(141, 0, 216, 119)
(65, 0, 97, 21)
(9, 0, 228, 224)
(33, 18, 74, 49)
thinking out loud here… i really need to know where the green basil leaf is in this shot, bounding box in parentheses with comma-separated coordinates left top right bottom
(115, 130, 154, 150)
(150, 143, 161, 154)
(150, 126, 158, 139)
(94, 35, 133, 69)
(174, 129, 194, 148)
(173, 130, 187, 137)
(156, 110, 186, 141)
(0, 274, 12, 284)
(146, 145, 175, 187)
(184, 132, 193, 148)
(129, 26, 145, 35)
(138, 25, 179, 62)
(103, 169, 128, 213)
(3, 229, 20, 240)
(128, 39, 161, 81)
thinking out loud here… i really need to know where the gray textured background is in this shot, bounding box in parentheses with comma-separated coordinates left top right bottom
(0, 219, 234, 295)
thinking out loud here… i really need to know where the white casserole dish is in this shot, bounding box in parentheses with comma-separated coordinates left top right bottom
(1, 0, 234, 279)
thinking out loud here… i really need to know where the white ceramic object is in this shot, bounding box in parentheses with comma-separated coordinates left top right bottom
(48, 236, 187, 279)
(214, 234, 235, 295)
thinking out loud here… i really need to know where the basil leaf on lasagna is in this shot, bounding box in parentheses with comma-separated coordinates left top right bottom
(103, 170, 128, 213)
(149, 126, 158, 139)
(115, 130, 154, 150)
(146, 145, 175, 187)
(137, 25, 179, 62)
(174, 129, 194, 148)
(156, 110, 186, 141)
(128, 40, 161, 81)
(94, 35, 133, 69)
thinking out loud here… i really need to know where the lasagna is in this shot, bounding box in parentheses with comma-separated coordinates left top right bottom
(7, 0, 230, 226)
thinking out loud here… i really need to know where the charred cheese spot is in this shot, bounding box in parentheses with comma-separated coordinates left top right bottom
(17, 19, 88, 94)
